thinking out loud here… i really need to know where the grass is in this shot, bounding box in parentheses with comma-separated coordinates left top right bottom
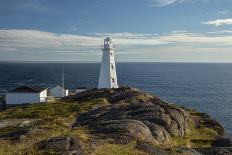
(0, 98, 109, 155)
(168, 115, 220, 149)
(0, 95, 224, 154)
(92, 142, 149, 155)
(0, 98, 108, 119)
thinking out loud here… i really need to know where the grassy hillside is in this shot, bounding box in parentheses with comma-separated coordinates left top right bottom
(0, 88, 225, 155)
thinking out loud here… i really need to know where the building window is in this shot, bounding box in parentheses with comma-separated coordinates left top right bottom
(112, 78, 115, 83)
(111, 64, 114, 69)
(110, 52, 113, 56)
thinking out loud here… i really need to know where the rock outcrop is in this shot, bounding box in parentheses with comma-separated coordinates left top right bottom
(38, 137, 83, 155)
(73, 87, 190, 145)
(0, 87, 229, 155)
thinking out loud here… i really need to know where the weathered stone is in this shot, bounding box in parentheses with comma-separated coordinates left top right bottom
(135, 141, 169, 155)
(38, 137, 83, 155)
(212, 137, 232, 147)
(0, 120, 9, 128)
(144, 122, 170, 143)
(0, 129, 29, 140)
(175, 147, 202, 155)
(95, 119, 157, 144)
(196, 147, 232, 155)
(73, 87, 190, 145)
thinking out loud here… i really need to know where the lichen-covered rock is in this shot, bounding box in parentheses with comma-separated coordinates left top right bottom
(135, 141, 169, 155)
(93, 119, 157, 144)
(73, 87, 190, 144)
(0, 128, 29, 140)
(38, 137, 83, 155)
(196, 147, 232, 155)
(212, 137, 232, 147)
(175, 147, 202, 155)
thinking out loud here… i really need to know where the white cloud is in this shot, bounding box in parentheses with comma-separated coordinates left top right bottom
(202, 18, 232, 26)
(217, 10, 232, 15)
(207, 30, 232, 34)
(148, 0, 232, 7)
(1, 29, 232, 62)
(148, 0, 177, 7)
(147, 0, 199, 7)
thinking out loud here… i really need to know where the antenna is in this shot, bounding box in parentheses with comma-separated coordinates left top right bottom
(62, 68, 65, 97)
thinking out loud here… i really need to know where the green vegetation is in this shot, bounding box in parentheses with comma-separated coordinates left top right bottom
(0, 93, 225, 155)
(0, 98, 108, 119)
(0, 98, 109, 155)
(92, 142, 149, 155)
(169, 112, 221, 149)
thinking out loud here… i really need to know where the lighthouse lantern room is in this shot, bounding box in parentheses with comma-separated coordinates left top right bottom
(98, 37, 118, 88)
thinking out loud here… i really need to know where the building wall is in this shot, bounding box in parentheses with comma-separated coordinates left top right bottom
(40, 89, 47, 102)
(5, 93, 40, 104)
(50, 86, 68, 97)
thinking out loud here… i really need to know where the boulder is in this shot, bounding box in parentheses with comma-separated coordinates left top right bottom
(38, 137, 83, 155)
(196, 147, 232, 155)
(73, 87, 190, 144)
(135, 141, 169, 155)
(175, 147, 202, 155)
(0, 128, 29, 140)
(0, 120, 9, 128)
(93, 119, 157, 144)
(212, 137, 232, 147)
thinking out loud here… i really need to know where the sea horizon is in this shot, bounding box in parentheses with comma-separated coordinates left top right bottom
(1, 61, 232, 64)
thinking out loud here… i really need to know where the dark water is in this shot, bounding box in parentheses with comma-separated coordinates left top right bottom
(0, 63, 232, 135)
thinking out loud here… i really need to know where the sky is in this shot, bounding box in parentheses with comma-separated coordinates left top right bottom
(0, 0, 232, 62)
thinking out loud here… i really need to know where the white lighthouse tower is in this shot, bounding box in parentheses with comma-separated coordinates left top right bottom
(98, 37, 118, 89)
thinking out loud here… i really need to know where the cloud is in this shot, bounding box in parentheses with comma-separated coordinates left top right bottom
(148, 0, 177, 7)
(202, 18, 232, 26)
(217, 10, 232, 15)
(207, 30, 232, 34)
(147, 0, 197, 7)
(147, 0, 232, 7)
(1, 29, 232, 62)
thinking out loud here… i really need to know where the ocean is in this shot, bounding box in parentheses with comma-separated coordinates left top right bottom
(0, 62, 232, 135)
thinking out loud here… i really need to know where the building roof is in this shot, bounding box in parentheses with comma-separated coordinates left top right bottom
(8, 86, 46, 93)
(76, 87, 88, 89)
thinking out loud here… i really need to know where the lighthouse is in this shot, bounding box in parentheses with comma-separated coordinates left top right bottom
(98, 37, 118, 88)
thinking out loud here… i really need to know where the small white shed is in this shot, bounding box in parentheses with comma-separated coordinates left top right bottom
(5, 86, 48, 105)
(76, 87, 87, 94)
(50, 85, 69, 98)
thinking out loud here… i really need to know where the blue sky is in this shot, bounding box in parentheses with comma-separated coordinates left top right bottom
(0, 0, 232, 62)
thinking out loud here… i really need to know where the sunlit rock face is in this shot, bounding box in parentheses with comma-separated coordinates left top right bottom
(73, 87, 190, 144)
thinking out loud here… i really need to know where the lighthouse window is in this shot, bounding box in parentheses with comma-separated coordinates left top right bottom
(112, 78, 115, 83)
(111, 64, 114, 69)
(110, 52, 113, 56)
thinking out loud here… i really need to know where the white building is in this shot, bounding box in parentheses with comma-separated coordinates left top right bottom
(98, 37, 118, 88)
(50, 85, 69, 98)
(5, 86, 48, 105)
(76, 87, 87, 93)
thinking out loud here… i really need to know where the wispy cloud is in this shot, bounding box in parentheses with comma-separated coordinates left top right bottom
(147, 0, 201, 7)
(217, 10, 232, 15)
(1, 29, 232, 61)
(202, 18, 232, 26)
(207, 30, 232, 34)
(148, 0, 177, 7)
(148, 0, 232, 7)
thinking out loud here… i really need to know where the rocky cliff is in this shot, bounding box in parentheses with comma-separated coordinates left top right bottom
(0, 87, 231, 155)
